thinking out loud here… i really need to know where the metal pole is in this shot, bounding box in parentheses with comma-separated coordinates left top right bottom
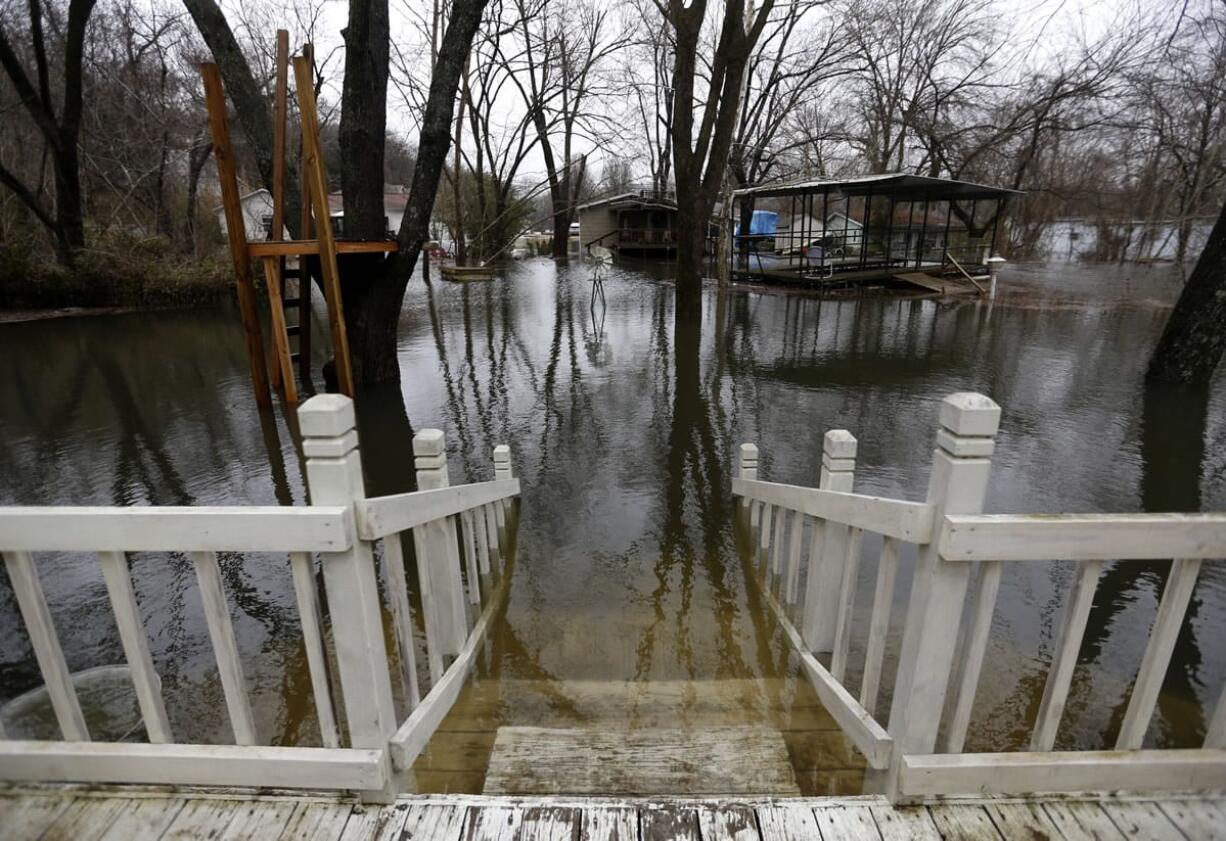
(860, 190, 872, 272)
(917, 196, 929, 270)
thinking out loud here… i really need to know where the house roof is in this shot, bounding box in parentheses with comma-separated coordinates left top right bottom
(577, 190, 678, 212)
(732, 173, 1020, 201)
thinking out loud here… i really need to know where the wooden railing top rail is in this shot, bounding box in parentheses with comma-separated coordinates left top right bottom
(939, 512, 1226, 561)
(732, 477, 934, 543)
(354, 478, 521, 540)
(0, 506, 353, 552)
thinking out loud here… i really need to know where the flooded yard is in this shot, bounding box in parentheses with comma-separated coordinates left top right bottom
(1, 259, 1223, 795)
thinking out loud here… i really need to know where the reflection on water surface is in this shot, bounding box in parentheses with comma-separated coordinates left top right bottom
(0, 259, 1222, 794)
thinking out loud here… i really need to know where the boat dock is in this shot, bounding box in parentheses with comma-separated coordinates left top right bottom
(2, 789, 1224, 840)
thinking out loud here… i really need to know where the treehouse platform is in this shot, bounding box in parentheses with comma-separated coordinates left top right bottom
(729, 173, 1017, 295)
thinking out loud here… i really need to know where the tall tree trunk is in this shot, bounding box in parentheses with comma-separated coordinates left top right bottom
(1147, 201, 1226, 385)
(339, 0, 390, 239)
(184, 136, 212, 255)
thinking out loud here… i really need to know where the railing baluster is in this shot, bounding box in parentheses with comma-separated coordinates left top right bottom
(1207, 679, 1226, 749)
(1030, 559, 1104, 751)
(860, 536, 899, 717)
(804, 518, 825, 613)
(2, 550, 89, 741)
(785, 512, 804, 604)
(830, 527, 865, 682)
(770, 507, 787, 580)
(474, 505, 491, 575)
(483, 504, 500, 571)
(191, 550, 257, 745)
(288, 551, 340, 748)
(943, 559, 1003, 753)
(1116, 557, 1203, 750)
(412, 527, 444, 685)
(379, 535, 421, 710)
(759, 503, 773, 572)
(460, 510, 481, 604)
(97, 551, 172, 743)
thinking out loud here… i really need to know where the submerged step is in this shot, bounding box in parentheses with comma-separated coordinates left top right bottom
(482, 725, 802, 796)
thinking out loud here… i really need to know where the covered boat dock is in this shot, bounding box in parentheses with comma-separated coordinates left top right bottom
(730, 174, 1019, 293)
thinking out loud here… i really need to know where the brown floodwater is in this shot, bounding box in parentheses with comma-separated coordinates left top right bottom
(0, 258, 1223, 795)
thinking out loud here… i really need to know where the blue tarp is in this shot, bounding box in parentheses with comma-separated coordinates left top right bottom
(738, 210, 777, 237)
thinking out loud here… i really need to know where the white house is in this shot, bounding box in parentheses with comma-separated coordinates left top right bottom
(217, 185, 411, 240)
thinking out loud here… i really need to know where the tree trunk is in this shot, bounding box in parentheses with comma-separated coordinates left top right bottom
(1147, 201, 1226, 385)
(674, 201, 707, 320)
(185, 137, 212, 254)
(339, 0, 390, 240)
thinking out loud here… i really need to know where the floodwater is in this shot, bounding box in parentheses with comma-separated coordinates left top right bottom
(0, 259, 1223, 795)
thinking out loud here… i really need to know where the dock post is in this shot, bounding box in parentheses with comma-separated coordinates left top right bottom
(299, 395, 399, 800)
(884, 392, 999, 802)
(802, 430, 857, 652)
(413, 430, 469, 661)
(986, 256, 1006, 297)
(493, 444, 513, 526)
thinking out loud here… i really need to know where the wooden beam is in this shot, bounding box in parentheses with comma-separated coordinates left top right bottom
(0, 506, 351, 552)
(201, 63, 271, 408)
(899, 749, 1226, 797)
(939, 513, 1226, 561)
(265, 31, 296, 403)
(0, 741, 386, 790)
(248, 240, 399, 258)
(292, 56, 354, 397)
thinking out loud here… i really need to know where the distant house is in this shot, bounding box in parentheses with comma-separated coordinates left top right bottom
(576, 190, 679, 256)
(217, 185, 410, 239)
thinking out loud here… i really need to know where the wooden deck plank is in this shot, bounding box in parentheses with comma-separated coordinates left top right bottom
(278, 801, 355, 841)
(640, 806, 699, 841)
(0, 795, 73, 840)
(926, 804, 1003, 840)
(467, 805, 522, 841)
(39, 796, 128, 841)
(983, 802, 1064, 839)
(98, 798, 187, 840)
(161, 799, 243, 841)
(483, 726, 800, 795)
(697, 804, 759, 841)
(401, 802, 471, 840)
(1156, 799, 1226, 840)
(579, 806, 637, 841)
(516, 806, 578, 841)
(813, 804, 883, 840)
(1039, 802, 1127, 840)
(1103, 801, 1186, 841)
(869, 804, 941, 841)
(756, 804, 821, 841)
(221, 801, 301, 840)
(338, 803, 413, 841)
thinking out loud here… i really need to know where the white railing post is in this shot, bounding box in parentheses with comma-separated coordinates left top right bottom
(299, 395, 398, 793)
(886, 392, 999, 801)
(738, 444, 759, 518)
(803, 429, 857, 652)
(493, 444, 513, 527)
(413, 430, 469, 668)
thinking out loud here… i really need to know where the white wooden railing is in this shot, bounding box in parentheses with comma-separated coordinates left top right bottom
(0, 394, 519, 799)
(736, 391, 1226, 801)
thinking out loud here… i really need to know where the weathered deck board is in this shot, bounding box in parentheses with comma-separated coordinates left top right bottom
(1, 791, 1224, 841)
(482, 726, 801, 796)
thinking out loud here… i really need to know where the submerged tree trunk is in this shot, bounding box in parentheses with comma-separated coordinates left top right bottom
(1147, 202, 1226, 385)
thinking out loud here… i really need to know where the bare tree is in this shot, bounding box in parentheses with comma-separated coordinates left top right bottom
(0, 0, 98, 263)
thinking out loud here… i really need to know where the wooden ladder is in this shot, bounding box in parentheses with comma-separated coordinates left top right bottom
(203, 34, 396, 410)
